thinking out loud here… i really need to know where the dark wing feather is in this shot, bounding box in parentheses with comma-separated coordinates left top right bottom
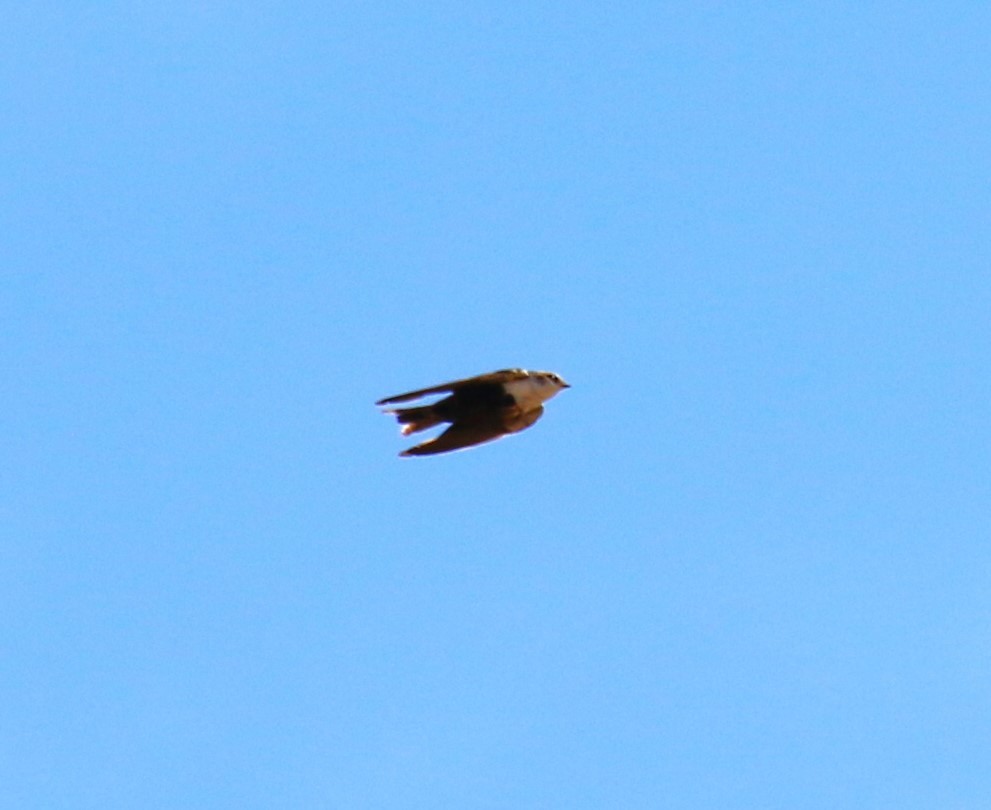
(376, 368, 525, 406)
(400, 405, 544, 457)
(400, 418, 508, 456)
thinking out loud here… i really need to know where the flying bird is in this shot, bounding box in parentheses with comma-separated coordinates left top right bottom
(376, 368, 570, 456)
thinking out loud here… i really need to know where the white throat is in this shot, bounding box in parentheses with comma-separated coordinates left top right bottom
(504, 377, 559, 411)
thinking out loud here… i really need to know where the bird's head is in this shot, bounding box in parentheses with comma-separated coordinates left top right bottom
(532, 370, 571, 397)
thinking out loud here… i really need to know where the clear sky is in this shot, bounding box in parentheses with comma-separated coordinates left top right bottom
(4, 4, 989, 808)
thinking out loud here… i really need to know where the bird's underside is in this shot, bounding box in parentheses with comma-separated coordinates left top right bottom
(376, 368, 563, 457)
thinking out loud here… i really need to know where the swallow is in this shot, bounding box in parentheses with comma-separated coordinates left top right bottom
(376, 368, 570, 456)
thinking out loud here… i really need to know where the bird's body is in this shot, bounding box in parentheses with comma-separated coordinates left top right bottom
(376, 368, 570, 456)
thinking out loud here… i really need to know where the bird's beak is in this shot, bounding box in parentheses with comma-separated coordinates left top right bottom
(561, 381, 571, 388)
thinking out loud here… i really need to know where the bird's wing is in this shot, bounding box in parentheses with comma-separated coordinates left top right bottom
(400, 405, 544, 456)
(400, 418, 509, 456)
(376, 368, 526, 405)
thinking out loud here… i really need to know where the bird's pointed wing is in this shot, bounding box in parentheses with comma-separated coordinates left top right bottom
(400, 419, 509, 456)
(376, 368, 526, 406)
(400, 405, 544, 457)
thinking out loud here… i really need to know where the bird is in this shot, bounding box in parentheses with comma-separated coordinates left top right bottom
(376, 368, 570, 456)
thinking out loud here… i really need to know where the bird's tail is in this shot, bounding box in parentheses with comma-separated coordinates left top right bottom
(386, 405, 444, 435)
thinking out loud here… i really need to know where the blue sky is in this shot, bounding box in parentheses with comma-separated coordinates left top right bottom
(3, 4, 989, 808)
